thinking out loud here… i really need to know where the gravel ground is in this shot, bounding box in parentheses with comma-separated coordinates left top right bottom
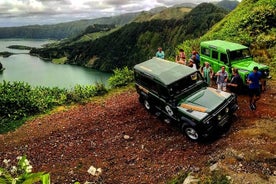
(0, 80, 275, 184)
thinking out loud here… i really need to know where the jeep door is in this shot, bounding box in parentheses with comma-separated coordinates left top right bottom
(156, 85, 178, 119)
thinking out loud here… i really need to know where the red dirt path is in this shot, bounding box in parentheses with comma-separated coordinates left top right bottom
(0, 80, 275, 184)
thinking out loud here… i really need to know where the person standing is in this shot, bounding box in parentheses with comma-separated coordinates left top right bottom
(247, 66, 262, 110)
(188, 59, 197, 70)
(215, 66, 228, 91)
(175, 49, 186, 65)
(201, 62, 213, 86)
(179, 49, 186, 60)
(191, 50, 200, 69)
(156, 47, 165, 59)
(227, 68, 243, 94)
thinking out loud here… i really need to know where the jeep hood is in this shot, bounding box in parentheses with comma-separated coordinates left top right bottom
(178, 87, 231, 120)
(232, 60, 269, 72)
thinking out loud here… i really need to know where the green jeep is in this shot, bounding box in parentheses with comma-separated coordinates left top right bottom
(200, 40, 271, 87)
(134, 57, 238, 141)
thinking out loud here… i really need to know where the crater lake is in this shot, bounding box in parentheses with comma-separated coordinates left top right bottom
(0, 39, 112, 89)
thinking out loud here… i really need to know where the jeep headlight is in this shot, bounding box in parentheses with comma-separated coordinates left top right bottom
(225, 107, 229, 113)
(217, 115, 222, 121)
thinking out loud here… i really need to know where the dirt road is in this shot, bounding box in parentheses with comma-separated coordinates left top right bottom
(0, 80, 275, 183)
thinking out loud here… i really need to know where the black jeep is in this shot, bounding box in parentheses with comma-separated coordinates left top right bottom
(134, 57, 238, 141)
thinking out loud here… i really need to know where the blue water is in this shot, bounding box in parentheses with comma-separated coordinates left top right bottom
(0, 39, 111, 89)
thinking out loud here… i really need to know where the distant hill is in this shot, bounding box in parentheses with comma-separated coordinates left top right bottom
(0, 13, 139, 39)
(133, 5, 193, 22)
(30, 3, 227, 72)
(215, 0, 239, 11)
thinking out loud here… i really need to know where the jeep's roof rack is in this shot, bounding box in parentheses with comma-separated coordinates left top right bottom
(134, 57, 196, 86)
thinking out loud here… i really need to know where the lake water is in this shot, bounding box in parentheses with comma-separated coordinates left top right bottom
(0, 39, 112, 89)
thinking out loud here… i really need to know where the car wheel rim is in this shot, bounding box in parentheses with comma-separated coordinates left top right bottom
(185, 127, 199, 140)
(144, 100, 150, 110)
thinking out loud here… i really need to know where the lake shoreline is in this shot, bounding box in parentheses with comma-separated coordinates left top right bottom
(0, 39, 111, 89)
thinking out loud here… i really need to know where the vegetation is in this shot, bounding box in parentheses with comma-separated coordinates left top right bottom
(0, 155, 50, 184)
(30, 3, 227, 72)
(0, 80, 108, 133)
(1, 0, 276, 183)
(0, 66, 133, 134)
(0, 52, 13, 57)
(177, 0, 276, 75)
(108, 67, 134, 88)
(133, 6, 192, 22)
(7, 45, 34, 50)
(0, 13, 138, 39)
(215, 0, 239, 11)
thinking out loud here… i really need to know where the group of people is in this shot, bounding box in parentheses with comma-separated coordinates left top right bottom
(155, 46, 263, 111)
(214, 65, 262, 111)
(155, 47, 200, 70)
(174, 49, 200, 70)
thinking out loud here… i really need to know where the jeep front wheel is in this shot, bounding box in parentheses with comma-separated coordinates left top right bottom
(184, 127, 200, 141)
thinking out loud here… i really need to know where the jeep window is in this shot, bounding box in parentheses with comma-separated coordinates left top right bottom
(135, 72, 170, 98)
(229, 48, 251, 61)
(170, 72, 203, 95)
(212, 50, 219, 60)
(201, 47, 210, 57)
(135, 73, 158, 94)
(221, 53, 228, 64)
(159, 85, 170, 99)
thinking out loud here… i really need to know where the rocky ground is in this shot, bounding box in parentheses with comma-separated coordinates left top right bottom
(0, 80, 275, 184)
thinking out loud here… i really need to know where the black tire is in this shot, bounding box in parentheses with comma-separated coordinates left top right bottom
(183, 126, 200, 141)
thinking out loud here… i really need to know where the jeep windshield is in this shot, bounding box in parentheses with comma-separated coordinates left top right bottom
(229, 48, 251, 62)
(169, 71, 205, 96)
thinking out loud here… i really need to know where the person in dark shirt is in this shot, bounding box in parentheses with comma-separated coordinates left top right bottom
(191, 50, 200, 69)
(227, 68, 243, 94)
(247, 66, 262, 110)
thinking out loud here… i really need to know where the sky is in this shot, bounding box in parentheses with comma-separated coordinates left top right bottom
(0, 0, 235, 27)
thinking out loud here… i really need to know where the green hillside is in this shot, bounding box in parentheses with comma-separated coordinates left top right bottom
(0, 13, 139, 39)
(178, 0, 276, 73)
(133, 6, 192, 22)
(215, 0, 240, 11)
(30, 3, 227, 72)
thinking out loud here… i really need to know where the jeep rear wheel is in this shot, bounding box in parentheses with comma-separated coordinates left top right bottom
(143, 99, 152, 111)
(184, 127, 200, 141)
(144, 100, 151, 110)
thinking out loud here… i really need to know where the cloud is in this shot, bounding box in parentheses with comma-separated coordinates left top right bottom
(0, 0, 227, 27)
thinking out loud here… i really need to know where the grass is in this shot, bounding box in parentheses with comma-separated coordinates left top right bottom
(52, 57, 67, 64)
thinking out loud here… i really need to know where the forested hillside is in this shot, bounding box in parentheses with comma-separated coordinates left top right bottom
(31, 3, 227, 72)
(0, 13, 139, 39)
(133, 6, 192, 22)
(177, 0, 276, 73)
(215, 0, 239, 11)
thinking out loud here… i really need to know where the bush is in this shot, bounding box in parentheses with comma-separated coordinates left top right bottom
(67, 82, 107, 102)
(108, 67, 134, 88)
(0, 155, 50, 184)
(0, 80, 107, 133)
(0, 81, 67, 121)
